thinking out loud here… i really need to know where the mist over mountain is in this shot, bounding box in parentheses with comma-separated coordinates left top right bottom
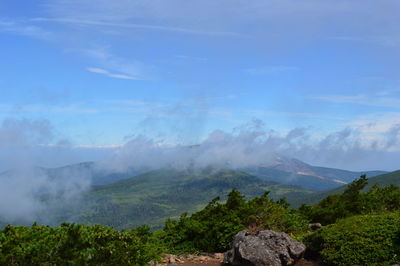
(243, 156, 386, 190)
(1, 2, 400, 264)
(1, 0, 400, 234)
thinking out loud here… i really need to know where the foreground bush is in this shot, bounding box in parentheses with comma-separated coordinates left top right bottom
(306, 212, 400, 266)
(300, 175, 400, 225)
(161, 189, 308, 253)
(0, 223, 161, 265)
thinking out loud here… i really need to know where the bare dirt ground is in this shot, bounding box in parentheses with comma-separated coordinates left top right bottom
(176, 259, 222, 266)
(160, 254, 224, 266)
(159, 254, 320, 266)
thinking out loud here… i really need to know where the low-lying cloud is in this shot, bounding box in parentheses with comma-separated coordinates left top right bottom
(0, 119, 91, 225)
(99, 120, 400, 173)
(1, 117, 399, 225)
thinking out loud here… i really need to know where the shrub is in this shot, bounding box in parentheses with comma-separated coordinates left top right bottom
(0, 223, 161, 265)
(161, 189, 308, 253)
(300, 175, 400, 225)
(306, 212, 400, 266)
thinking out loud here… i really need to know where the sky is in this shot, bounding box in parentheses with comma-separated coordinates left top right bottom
(1, 0, 400, 171)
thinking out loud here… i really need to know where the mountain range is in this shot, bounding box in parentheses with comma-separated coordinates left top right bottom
(0, 156, 396, 229)
(1, 155, 384, 190)
(244, 157, 386, 190)
(75, 166, 399, 229)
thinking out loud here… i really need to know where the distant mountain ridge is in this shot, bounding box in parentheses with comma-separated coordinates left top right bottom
(75, 168, 313, 229)
(1, 156, 384, 191)
(0, 162, 147, 186)
(0, 159, 397, 229)
(244, 156, 386, 190)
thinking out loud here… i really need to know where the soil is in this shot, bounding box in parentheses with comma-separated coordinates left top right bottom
(176, 258, 222, 266)
(160, 254, 320, 266)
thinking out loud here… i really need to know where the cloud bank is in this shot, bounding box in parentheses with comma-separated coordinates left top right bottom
(99, 120, 400, 173)
(0, 119, 91, 225)
(0, 117, 398, 225)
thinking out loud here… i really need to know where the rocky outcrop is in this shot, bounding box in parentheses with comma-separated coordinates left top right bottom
(223, 230, 306, 266)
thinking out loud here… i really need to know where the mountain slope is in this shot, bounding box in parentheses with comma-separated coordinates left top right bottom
(1, 157, 384, 189)
(0, 162, 145, 186)
(76, 168, 313, 229)
(45, 162, 147, 185)
(245, 157, 386, 191)
(296, 170, 400, 206)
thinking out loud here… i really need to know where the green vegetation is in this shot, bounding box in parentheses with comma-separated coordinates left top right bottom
(297, 170, 400, 207)
(1, 170, 400, 265)
(243, 166, 341, 191)
(77, 168, 313, 229)
(306, 212, 400, 265)
(299, 175, 400, 225)
(158, 189, 308, 253)
(0, 223, 161, 265)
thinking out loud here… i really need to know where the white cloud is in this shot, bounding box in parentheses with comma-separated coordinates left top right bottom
(0, 102, 99, 115)
(85, 48, 153, 80)
(87, 67, 137, 80)
(245, 66, 298, 75)
(348, 112, 400, 133)
(98, 120, 400, 173)
(41, 0, 400, 44)
(311, 93, 400, 109)
(0, 119, 92, 223)
(32, 17, 241, 37)
(328, 35, 400, 47)
(245, 109, 346, 121)
(0, 19, 51, 40)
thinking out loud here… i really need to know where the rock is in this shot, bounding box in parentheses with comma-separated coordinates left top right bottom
(308, 223, 322, 230)
(175, 257, 184, 263)
(214, 253, 224, 260)
(223, 230, 306, 266)
(168, 255, 176, 263)
(198, 255, 208, 262)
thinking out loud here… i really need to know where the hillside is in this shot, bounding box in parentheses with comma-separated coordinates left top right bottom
(45, 162, 147, 186)
(296, 170, 400, 206)
(0, 157, 385, 190)
(76, 168, 313, 229)
(245, 157, 386, 191)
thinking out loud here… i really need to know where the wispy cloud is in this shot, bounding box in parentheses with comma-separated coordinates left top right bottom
(87, 67, 137, 80)
(174, 55, 208, 62)
(311, 93, 400, 109)
(347, 112, 400, 134)
(329, 35, 400, 47)
(0, 103, 99, 115)
(32, 17, 241, 37)
(84, 48, 152, 80)
(0, 19, 51, 40)
(245, 109, 347, 121)
(244, 66, 298, 75)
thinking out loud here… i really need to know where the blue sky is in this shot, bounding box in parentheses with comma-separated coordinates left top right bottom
(1, 0, 400, 170)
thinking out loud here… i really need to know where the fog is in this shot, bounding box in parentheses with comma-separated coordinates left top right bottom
(0, 119, 91, 225)
(0, 117, 398, 225)
(99, 120, 400, 173)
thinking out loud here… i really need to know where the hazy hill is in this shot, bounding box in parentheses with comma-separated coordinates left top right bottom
(244, 157, 386, 191)
(76, 168, 313, 229)
(0, 162, 146, 186)
(1, 156, 385, 190)
(296, 170, 400, 206)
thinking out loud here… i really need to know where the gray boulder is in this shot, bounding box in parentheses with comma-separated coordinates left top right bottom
(223, 230, 306, 266)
